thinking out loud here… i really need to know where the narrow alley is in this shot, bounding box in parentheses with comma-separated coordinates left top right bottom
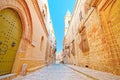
(13, 64, 120, 80)
(0, 0, 120, 80)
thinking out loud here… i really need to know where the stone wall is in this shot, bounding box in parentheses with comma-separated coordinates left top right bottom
(63, 0, 120, 75)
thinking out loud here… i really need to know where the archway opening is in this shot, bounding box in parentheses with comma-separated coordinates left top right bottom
(0, 8, 22, 75)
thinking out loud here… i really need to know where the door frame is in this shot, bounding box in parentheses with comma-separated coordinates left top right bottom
(0, 0, 32, 74)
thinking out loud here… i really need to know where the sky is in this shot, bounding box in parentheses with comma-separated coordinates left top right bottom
(48, 0, 76, 54)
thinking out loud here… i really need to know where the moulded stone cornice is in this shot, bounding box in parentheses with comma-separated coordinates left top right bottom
(90, 0, 102, 7)
(99, 0, 115, 11)
(31, 0, 49, 37)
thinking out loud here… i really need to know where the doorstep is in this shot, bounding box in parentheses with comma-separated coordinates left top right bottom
(0, 74, 16, 80)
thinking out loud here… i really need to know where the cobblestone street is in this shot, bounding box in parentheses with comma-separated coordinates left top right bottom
(13, 64, 120, 80)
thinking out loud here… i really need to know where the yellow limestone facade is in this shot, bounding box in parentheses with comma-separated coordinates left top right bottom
(63, 0, 120, 75)
(0, 0, 56, 79)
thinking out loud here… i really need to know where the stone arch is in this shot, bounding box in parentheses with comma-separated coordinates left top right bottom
(0, 0, 32, 74)
(0, 8, 23, 75)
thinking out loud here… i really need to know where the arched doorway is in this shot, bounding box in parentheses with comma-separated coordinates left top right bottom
(0, 8, 22, 75)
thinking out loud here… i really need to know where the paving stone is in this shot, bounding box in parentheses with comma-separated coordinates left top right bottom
(13, 64, 120, 80)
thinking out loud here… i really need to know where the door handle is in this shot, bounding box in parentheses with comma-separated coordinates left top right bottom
(11, 42, 16, 47)
(0, 41, 2, 45)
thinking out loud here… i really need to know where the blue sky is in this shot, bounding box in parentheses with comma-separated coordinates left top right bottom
(48, 0, 76, 54)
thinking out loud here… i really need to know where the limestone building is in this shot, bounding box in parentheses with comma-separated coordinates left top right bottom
(63, 0, 120, 75)
(0, 0, 56, 79)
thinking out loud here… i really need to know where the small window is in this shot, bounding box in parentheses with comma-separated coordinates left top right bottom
(79, 26, 89, 52)
(42, 10, 45, 17)
(79, 11, 83, 21)
(71, 41, 75, 56)
(40, 36, 44, 50)
(84, 0, 91, 14)
(42, 4, 47, 19)
(68, 20, 71, 25)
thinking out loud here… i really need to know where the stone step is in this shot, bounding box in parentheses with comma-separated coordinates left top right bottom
(0, 74, 16, 80)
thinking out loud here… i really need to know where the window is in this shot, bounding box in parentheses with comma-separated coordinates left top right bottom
(40, 36, 44, 50)
(71, 41, 75, 56)
(42, 4, 47, 20)
(79, 26, 89, 52)
(84, 0, 91, 14)
(68, 20, 71, 25)
(79, 11, 83, 21)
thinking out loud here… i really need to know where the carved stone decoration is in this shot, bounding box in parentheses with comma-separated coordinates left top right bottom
(84, 0, 92, 14)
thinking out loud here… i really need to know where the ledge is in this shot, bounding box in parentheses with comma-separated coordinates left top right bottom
(0, 74, 16, 79)
(27, 65, 45, 73)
